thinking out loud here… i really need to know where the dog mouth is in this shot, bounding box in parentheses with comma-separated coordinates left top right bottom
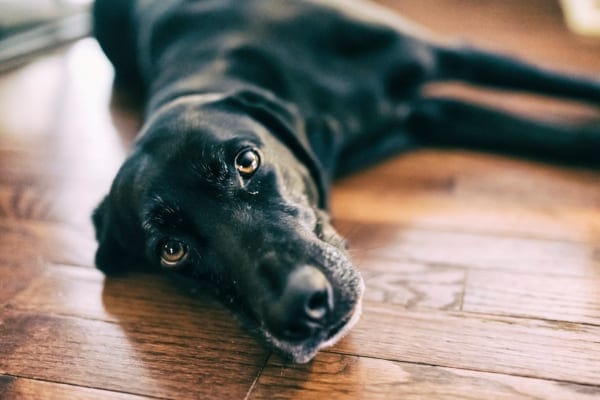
(259, 275, 365, 364)
(320, 295, 363, 344)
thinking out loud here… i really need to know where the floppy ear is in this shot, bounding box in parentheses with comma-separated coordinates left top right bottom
(92, 196, 136, 274)
(225, 90, 330, 209)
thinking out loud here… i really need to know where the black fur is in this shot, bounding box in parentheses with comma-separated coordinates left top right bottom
(92, 0, 600, 363)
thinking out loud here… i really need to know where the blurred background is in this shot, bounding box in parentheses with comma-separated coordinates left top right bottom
(0, 0, 91, 71)
(0, 0, 599, 73)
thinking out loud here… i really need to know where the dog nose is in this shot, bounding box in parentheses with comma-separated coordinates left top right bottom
(289, 265, 333, 320)
(274, 265, 334, 339)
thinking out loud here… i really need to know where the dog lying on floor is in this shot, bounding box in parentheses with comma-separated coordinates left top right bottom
(92, 0, 600, 363)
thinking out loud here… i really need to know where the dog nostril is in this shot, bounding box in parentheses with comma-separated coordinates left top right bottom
(306, 289, 330, 320)
(287, 265, 333, 322)
(268, 265, 334, 340)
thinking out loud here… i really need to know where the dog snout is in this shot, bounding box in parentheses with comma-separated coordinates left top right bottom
(268, 265, 333, 340)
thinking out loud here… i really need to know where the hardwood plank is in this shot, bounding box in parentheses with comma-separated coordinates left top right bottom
(463, 270, 600, 325)
(249, 353, 600, 400)
(335, 151, 600, 208)
(332, 152, 600, 244)
(331, 302, 600, 385)
(6, 265, 111, 320)
(8, 264, 245, 328)
(5, 264, 273, 398)
(0, 149, 120, 187)
(0, 260, 44, 306)
(0, 376, 152, 400)
(0, 40, 135, 188)
(0, 219, 96, 306)
(0, 219, 96, 267)
(337, 221, 600, 277)
(360, 260, 465, 310)
(0, 310, 268, 400)
(0, 183, 105, 227)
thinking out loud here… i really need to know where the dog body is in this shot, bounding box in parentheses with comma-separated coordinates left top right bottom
(92, 0, 600, 363)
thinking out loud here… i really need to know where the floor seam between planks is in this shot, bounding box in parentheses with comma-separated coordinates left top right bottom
(360, 299, 600, 328)
(452, 308, 600, 328)
(244, 353, 272, 400)
(0, 307, 126, 326)
(0, 373, 169, 400)
(321, 350, 600, 388)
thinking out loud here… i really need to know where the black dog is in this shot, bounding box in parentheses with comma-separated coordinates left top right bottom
(92, 0, 600, 363)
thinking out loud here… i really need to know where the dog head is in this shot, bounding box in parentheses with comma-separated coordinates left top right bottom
(93, 91, 364, 363)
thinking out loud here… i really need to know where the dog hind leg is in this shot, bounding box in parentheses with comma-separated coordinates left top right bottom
(435, 45, 600, 104)
(407, 97, 600, 165)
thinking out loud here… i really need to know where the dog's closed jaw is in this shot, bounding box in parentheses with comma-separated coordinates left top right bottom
(259, 259, 365, 364)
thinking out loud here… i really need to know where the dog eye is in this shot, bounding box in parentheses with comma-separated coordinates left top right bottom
(235, 148, 261, 177)
(159, 239, 188, 267)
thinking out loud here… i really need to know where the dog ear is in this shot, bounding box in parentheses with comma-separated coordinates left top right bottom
(226, 90, 330, 209)
(92, 195, 136, 274)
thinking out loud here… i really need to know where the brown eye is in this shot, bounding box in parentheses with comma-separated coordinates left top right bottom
(159, 239, 188, 267)
(235, 148, 261, 177)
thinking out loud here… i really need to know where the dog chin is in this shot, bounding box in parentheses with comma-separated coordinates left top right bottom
(261, 278, 365, 364)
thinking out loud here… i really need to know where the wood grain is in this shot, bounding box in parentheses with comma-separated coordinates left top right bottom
(0, 376, 152, 400)
(2, 265, 269, 399)
(0, 182, 106, 226)
(360, 260, 465, 310)
(7, 263, 251, 329)
(332, 152, 600, 243)
(337, 220, 600, 277)
(250, 353, 600, 400)
(463, 270, 600, 325)
(331, 302, 600, 385)
(0, 310, 268, 400)
(0, 219, 96, 267)
(0, 259, 43, 306)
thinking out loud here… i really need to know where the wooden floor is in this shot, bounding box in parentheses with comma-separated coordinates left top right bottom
(1, 1, 599, 399)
